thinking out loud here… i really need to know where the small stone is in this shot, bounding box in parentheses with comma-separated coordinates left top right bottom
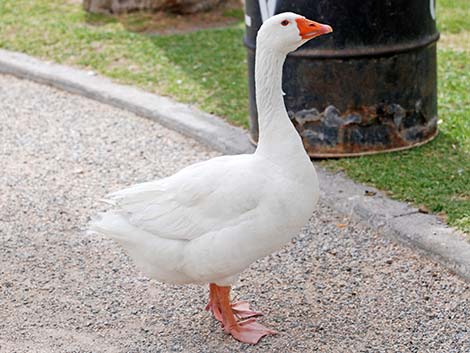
(364, 190, 377, 196)
(418, 205, 430, 214)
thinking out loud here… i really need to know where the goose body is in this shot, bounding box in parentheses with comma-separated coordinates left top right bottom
(91, 12, 332, 344)
(95, 150, 318, 285)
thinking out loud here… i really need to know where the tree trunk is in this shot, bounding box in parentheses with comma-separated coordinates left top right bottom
(83, 0, 224, 14)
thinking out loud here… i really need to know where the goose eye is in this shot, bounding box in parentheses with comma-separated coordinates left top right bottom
(281, 20, 290, 26)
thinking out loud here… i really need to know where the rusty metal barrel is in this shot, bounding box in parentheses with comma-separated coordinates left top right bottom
(244, 0, 439, 157)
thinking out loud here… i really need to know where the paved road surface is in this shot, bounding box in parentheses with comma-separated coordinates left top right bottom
(0, 74, 469, 352)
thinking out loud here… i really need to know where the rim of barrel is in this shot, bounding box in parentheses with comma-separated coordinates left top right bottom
(248, 130, 439, 158)
(243, 32, 440, 59)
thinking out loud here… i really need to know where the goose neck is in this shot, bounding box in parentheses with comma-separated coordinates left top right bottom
(254, 45, 306, 161)
(254, 46, 286, 128)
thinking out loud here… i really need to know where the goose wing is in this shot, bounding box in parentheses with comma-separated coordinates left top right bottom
(105, 155, 267, 241)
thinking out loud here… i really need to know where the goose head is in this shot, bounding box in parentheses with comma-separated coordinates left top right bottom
(257, 12, 333, 54)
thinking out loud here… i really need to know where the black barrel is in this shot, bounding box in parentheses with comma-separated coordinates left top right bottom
(244, 0, 439, 157)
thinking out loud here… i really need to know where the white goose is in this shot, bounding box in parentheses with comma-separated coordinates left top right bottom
(91, 12, 332, 344)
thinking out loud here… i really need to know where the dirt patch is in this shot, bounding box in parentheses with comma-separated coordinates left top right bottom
(439, 31, 470, 52)
(86, 0, 244, 35)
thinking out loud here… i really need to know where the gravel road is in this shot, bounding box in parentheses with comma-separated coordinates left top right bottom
(0, 74, 469, 353)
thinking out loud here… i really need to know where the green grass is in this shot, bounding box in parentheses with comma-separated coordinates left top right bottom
(0, 0, 468, 232)
(437, 0, 470, 33)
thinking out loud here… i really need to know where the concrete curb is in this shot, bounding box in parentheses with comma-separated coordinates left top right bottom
(0, 49, 253, 156)
(1, 49, 469, 281)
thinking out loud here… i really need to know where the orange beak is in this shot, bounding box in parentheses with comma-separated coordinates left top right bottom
(295, 17, 333, 40)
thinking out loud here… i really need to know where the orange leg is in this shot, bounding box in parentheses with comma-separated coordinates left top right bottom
(206, 283, 276, 344)
(205, 284, 262, 321)
(205, 283, 223, 322)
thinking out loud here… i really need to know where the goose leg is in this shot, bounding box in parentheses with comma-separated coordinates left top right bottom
(214, 285, 276, 344)
(206, 283, 263, 321)
(205, 283, 223, 322)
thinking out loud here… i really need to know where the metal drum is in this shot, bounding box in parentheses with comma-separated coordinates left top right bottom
(244, 0, 439, 157)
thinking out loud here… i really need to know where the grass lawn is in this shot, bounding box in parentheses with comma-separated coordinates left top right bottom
(0, 0, 468, 232)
